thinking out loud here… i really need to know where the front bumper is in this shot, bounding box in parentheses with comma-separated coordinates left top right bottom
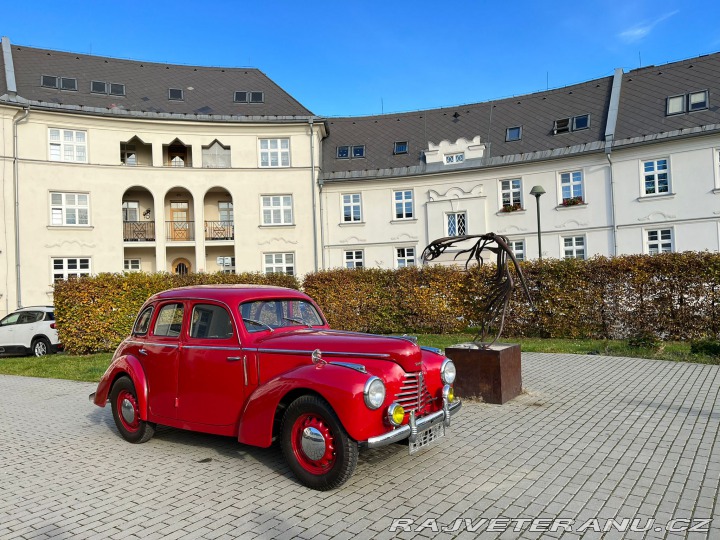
(366, 399, 462, 449)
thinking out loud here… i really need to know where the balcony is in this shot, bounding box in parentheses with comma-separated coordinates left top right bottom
(123, 221, 156, 242)
(166, 221, 195, 241)
(205, 221, 234, 241)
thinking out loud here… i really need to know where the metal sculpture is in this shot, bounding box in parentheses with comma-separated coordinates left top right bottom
(421, 233, 533, 348)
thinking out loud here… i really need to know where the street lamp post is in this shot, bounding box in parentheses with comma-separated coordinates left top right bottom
(530, 185, 546, 260)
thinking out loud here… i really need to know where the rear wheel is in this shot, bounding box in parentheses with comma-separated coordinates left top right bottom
(31, 337, 51, 357)
(281, 395, 358, 490)
(109, 376, 155, 443)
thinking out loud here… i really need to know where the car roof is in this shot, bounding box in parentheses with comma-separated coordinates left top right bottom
(14, 306, 53, 312)
(147, 285, 311, 305)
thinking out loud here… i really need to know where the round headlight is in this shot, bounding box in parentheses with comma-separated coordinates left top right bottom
(388, 403, 405, 426)
(441, 358, 457, 384)
(364, 377, 386, 410)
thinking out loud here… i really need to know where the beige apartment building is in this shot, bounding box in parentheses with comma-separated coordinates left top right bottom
(2, 36, 720, 316)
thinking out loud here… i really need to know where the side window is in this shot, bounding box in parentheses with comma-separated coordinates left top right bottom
(45, 311, 55, 321)
(18, 312, 41, 324)
(0, 313, 20, 326)
(133, 306, 154, 336)
(189, 304, 234, 340)
(153, 303, 184, 337)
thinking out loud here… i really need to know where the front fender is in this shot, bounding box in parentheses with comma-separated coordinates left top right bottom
(237, 363, 382, 448)
(92, 355, 149, 421)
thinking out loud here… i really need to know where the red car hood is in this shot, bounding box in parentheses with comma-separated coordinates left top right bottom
(254, 329, 422, 372)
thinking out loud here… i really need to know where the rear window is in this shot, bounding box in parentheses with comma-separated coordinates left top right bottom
(44, 311, 55, 321)
(133, 306, 153, 336)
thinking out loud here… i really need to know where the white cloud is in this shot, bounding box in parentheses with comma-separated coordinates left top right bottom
(618, 11, 679, 43)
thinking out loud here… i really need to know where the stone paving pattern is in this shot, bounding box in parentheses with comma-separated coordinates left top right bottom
(0, 353, 718, 539)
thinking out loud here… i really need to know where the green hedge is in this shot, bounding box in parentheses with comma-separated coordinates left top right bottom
(53, 272, 299, 354)
(53, 252, 720, 354)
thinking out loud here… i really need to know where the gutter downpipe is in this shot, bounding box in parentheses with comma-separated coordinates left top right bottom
(604, 68, 624, 257)
(13, 107, 29, 308)
(309, 118, 320, 271)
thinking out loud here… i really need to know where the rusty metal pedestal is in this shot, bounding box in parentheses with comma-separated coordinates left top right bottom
(445, 343, 521, 404)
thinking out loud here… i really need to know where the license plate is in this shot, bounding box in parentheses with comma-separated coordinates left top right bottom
(408, 423, 445, 454)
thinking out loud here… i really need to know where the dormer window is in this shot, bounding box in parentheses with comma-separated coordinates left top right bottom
(445, 153, 464, 164)
(572, 114, 589, 130)
(168, 88, 184, 101)
(91, 81, 107, 94)
(41, 75, 77, 91)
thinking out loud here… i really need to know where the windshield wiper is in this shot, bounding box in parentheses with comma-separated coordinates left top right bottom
(283, 317, 313, 328)
(242, 318, 274, 332)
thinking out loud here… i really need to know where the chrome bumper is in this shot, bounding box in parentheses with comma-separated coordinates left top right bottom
(366, 399, 462, 449)
(88, 392, 96, 403)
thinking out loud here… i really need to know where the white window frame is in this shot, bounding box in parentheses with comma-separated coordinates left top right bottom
(344, 250, 364, 269)
(395, 247, 416, 268)
(559, 170, 584, 204)
(444, 153, 465, 164)
(646, 228, 674, 254)
(506, 126, 522, 141)
(124, 259, 141, 272)
(263, 252, 295, 275)
(50, 192, 90, 226)
(500, 178, 523, 210)
(259, 138, 290, 168)
(562, 236, 586, 260)
(641, 158, 671, 196)
(49, 129, 87, 163)
(52, 257, 91, 281)
(509, 240, 525, 261)
(446, 211, 467, 236)
(261, 195, 294, 226)
(341, 193, 362, 223)
(122, 200, 139, 222)
(393, 190, 414, 220)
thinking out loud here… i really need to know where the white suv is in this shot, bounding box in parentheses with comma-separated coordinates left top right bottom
(0, 306, 62, 356)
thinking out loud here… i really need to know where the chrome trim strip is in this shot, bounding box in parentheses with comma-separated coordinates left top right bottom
(143, 343, 179, 349)
(256, 348, 390, 359)
(182, 345, 243, 351)
(328, 361, 367, 373)
(421, 346, 443, 355)
(242, 356, 248, 385)
(366, 400, 462, 449)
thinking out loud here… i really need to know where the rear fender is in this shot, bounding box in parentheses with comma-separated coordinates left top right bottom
(237, 363, 378, 447)
(92, 355, 149, 421)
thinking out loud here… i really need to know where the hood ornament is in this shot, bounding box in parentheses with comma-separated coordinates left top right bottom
(311, 348, 326, 366)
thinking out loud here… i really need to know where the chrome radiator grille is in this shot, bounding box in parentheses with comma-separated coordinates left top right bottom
(394, 372, 433, 415)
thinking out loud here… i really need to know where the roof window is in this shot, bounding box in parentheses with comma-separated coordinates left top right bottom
(394, 141, 409, 155)
(60, 77, 77, 91)
(666, 90, 709, 115)
(506, 126, 522, 141)
(168, 88, 184, 101)
(553, 114, 589, 135)
(41, 75, 58, 88)
(234, 91, 265, 103)
(337, 145, 365, 159)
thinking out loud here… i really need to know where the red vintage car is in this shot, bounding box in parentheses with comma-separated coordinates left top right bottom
(90, 285, 461, 490)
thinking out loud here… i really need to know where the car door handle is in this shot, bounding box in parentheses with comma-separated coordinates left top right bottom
(227, 356, 242, 361)
(139, 348, 148, 356)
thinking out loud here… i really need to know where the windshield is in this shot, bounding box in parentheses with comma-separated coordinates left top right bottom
(240, 299, 324, 333)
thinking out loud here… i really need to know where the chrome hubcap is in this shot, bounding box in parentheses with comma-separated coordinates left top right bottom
(121, 398, 136, 424)
(300, 426, 326, 460)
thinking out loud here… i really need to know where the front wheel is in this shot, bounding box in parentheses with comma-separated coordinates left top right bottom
(109, 376, 155, 443)
(281, 395, 358, 490)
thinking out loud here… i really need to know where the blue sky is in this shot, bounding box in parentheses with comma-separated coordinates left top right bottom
(2, 1, 718, 117)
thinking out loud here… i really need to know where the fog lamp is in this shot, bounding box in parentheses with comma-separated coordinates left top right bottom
(443, 385, 455, 403)
(388, 403, 405, 426)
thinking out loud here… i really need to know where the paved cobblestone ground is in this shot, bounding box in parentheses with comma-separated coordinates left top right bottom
(0, 353, 718, 540)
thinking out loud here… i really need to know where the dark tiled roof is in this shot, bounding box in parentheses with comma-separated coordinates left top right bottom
(321, 77, 613, 175)
(614, 54, 720, 140)
(5, 43, 312, 117)
(0, 45, 7, 96)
